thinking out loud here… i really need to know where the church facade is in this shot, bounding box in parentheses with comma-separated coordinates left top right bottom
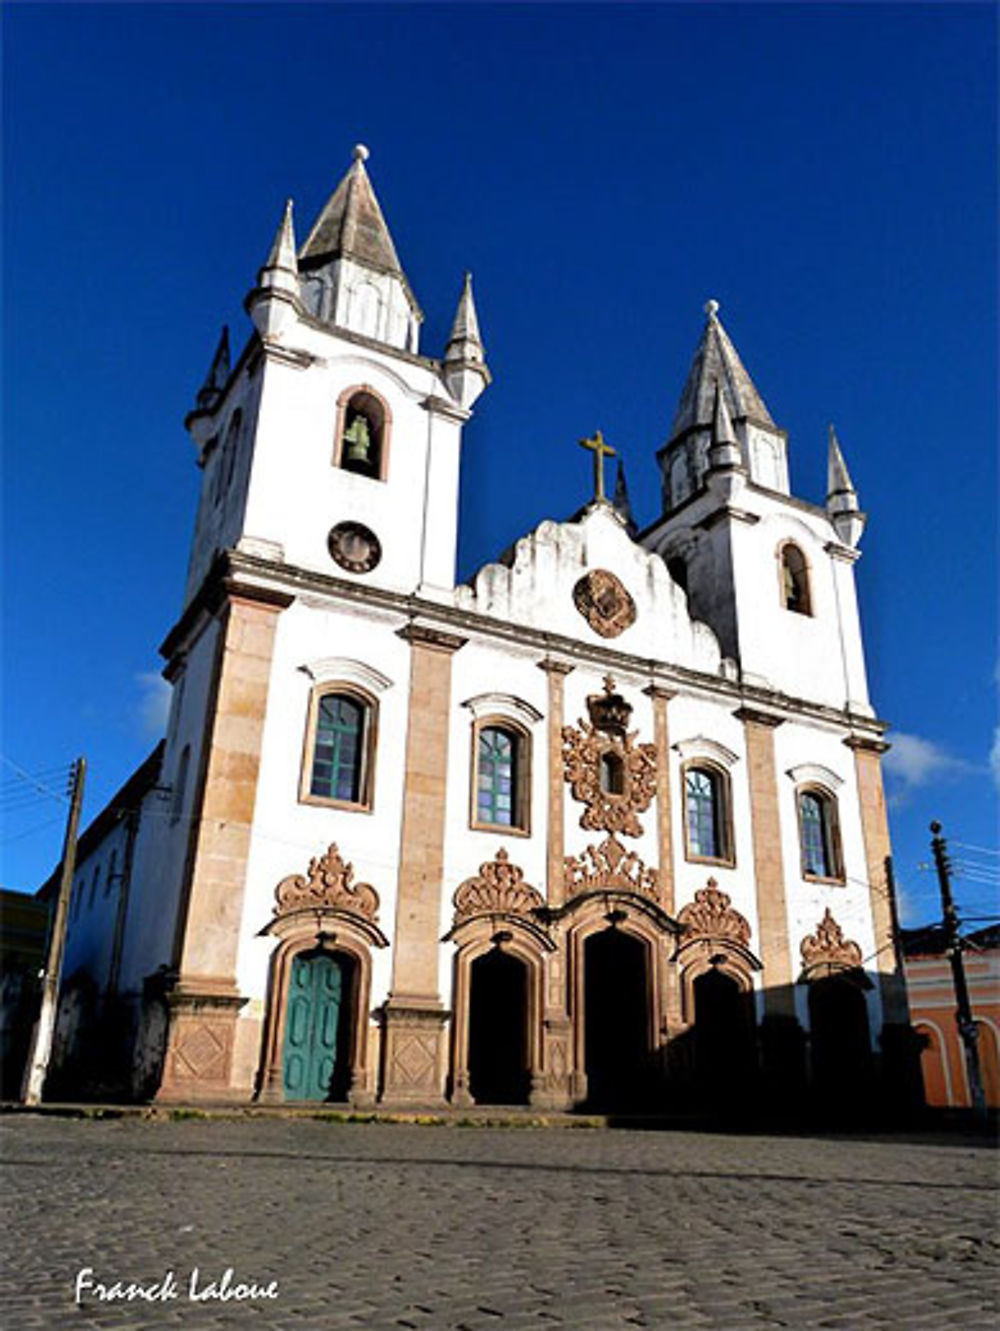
(48, 147, 913, 1115)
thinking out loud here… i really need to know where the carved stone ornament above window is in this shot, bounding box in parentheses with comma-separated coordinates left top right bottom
(453, 849, 544, 924)
(586, 674, 632, 737)
(562, 679, 657, 838)
(572, 568, 637, 638)
(800, 908, 862, 972)
(677, 880, 752, 948)
(274, 843, 380, 921)
(564, 834, 659, 901)
(328, 521, 382, 574)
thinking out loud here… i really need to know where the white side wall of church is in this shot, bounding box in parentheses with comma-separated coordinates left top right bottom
(116, 618, 221, 995)
(61, 819, 132, 991)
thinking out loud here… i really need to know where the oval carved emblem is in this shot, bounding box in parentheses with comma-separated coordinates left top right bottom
(572, 569, 636, 638)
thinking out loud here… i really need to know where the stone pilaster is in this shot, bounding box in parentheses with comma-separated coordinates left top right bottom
(158, 587, 290, 1103)
(645, 685, 682, 1038)
(538, 659, 573, 906)
(736, 707, 794, 1017)
(846, 736, 910, 1025)
(643, 685, 676, 916)
(380, 624, 465, 1104)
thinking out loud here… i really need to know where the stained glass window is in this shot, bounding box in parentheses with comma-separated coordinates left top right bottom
(686, 767, 720, 860)
(310, 693, 367, 804)
(477, 726, 517, 827)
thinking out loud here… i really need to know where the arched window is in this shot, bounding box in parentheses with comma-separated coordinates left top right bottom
(780, 543, 811, 615)
(797, 787, 842, 880)
(88, 863, 100, 909)
(305, 690, 375, 809)
(104, 849, 118, 898)
(684, 764, 733, 865)
(472, 722, 529, 832)
(670, 451, 691, 509)
(223, 410, 242, 492)
(171, 745, 190, 825)
(336, 389, 388, 480)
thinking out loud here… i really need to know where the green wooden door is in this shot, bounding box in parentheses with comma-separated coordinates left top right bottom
(282, 952, 344, 1101)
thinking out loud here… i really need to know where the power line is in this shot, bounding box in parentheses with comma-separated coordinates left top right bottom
(0, 755, 72, 807)
(952, 840, 1000, 858)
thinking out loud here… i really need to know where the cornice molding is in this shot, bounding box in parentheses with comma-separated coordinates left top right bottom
(396, 623, 467, 654)
(165, 549, 889, 735)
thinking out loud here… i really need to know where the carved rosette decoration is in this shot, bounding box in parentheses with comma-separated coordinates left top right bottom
(800, 908, 863, 974)
(564, 834, 659, 902)
(573, 569, 637, 639)
(452, 849, 544, 924)
(274, 843, 379, 921)
(562, 678, 657, 838)
(677, 880, 752, 948)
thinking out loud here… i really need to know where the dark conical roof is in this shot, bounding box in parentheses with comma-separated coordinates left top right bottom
(669, 301, 776, 440)
(299, 145, 404, 276)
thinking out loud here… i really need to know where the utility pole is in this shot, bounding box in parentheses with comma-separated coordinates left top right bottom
(22, 756, 86, 1105)
(929, 820, 986, 1117)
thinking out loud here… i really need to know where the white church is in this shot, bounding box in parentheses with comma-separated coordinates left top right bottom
(46, 146, 915, 1116)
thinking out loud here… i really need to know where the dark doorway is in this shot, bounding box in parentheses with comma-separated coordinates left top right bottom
(468, 950, 530, 1105)
(809, 977, 871, 1120)
(282, 949, 355, 1102)
(693, 968, 757, 1116)
(583, 928, 649, 1110)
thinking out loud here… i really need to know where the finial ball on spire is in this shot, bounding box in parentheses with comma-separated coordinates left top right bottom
(704, 299, 720, 317)
(353, 143, 370, 162)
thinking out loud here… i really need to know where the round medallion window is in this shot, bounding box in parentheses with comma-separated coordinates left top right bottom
(328, 521, 382, 574)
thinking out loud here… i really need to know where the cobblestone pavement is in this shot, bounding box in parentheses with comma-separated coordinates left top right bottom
(1, 1116, 997, 1330)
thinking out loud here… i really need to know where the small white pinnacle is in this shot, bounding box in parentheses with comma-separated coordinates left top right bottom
(353, 143, 370, 162)
(705, 299, 720, 317)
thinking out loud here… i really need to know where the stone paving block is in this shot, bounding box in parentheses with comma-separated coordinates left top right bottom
(0, 1117, 997, 1331)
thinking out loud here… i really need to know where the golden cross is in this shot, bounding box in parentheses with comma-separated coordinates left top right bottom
(579, 430, 617, 503)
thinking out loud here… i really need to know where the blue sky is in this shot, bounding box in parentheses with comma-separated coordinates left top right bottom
(3, 3, 997, 926)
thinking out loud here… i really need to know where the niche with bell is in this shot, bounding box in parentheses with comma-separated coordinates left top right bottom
(336, 388, 388, 480)
(562, 676, 658, 837)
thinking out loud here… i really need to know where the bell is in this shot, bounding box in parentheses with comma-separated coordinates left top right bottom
(343, 413, 372, 465)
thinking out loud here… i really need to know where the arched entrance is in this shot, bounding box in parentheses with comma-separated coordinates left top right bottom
(467, 950, 530, 1105)
(583, 928, 650, 1110)
(282, 949, 356, 1102)
(808, 976, 871, 1118)
(692, 967, 756, 1114)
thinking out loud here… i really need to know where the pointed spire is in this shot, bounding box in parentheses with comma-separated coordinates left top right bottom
(442, 271, 491, 408)
(245, 200, 301, 335)
(669, 300, 776, 442)
(827, 423, 857, 501)
(707, 378, 743, 472)
(262, 198, 298, 278)
(826, 424, 866, 548)
(445, 272, 485, 364)
(196, 326, 230, 410)
(612, 458, 637, 535)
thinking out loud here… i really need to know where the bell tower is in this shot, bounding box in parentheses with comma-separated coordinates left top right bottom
(643, 302, 872, 715)
(181, 145, 490, 605)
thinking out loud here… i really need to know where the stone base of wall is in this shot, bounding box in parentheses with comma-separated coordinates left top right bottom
(378, 998, 448, 1106)
(155, 987, 246, 1104)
